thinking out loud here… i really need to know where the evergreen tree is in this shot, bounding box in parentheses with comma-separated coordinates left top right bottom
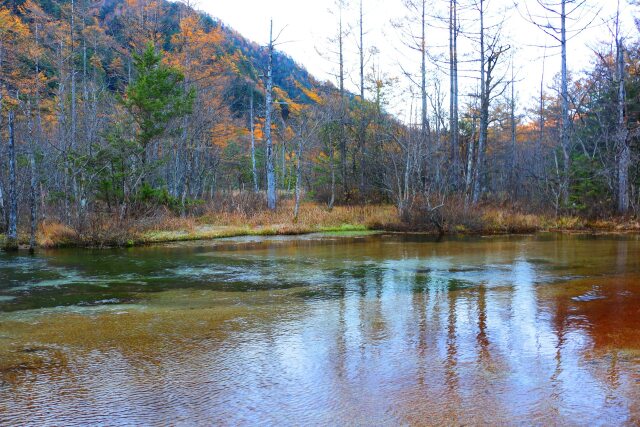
(122, 43, 195, 178)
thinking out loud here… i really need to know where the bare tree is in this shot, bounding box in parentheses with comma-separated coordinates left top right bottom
(249, 92, 259, 193)
(316, 1, 350, 199)
(520, 0, 599, 206)
(5, 110, 17, 251)
(471, 0, 510, 204)
(449, 0, 460, 185)
(265, 20, 276, 210)
(293, 109, 323, 220)
(337, 0, 349, 197)
(509, 55, 517, 197)
(356, 0, 367, 195)
(615, 0, 629, 214)
(395, 0, 432, 146)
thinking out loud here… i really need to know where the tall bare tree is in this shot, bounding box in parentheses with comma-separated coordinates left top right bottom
(249, 92, 258, 193)
(449, 0, 460, 185)
(615, 0, 629, 214)
(471, 0, 509, 204)
(5, 110, 17, 251)
(520, 0, 598, 206)
(394, 0, 433, 195)
(265, 20, 276, 210)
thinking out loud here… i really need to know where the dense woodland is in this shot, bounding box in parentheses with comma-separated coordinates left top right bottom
(1, 0, 640, 249)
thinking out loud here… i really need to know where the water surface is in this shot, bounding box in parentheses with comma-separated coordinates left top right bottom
(1, 233, 639, 425)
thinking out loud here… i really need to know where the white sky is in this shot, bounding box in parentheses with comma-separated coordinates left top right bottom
(188, 0, 636, 122)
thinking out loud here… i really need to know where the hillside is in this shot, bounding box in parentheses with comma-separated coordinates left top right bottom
(1, 0, 361, 246)
(10, 0, 325, 109)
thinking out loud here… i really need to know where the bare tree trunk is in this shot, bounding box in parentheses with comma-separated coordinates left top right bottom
(472, 0, 486, 204)
(338, 4, 348, 198)
(70, 0, 81, 224)
(281, 136, 286, 189)
(418, 0, 431, 191)
(616, 2, 629, 214)
(181, 142, 191, 215)
(265, 20, 277, 210)
(294, 135, 303, 220)
(449, 0, 459, 184)
(510, 58, 517, 199)
(0, 180, 5, 233)
(465, 107, 477, 198)
(57, 39, 71, 224)
(403, 136, 412, 214)
(6, 111, 18, 251)
(359, 0, 365, 103)
(0, 108, 5, 232)
(70, 0, 76, 154)
(180, 28, 192, 215)
(420, 0, 429, 141)
(250, 94, 258, 192)
(538, 50, 546, 171)
(29, 150, 37, 253)
(358, 0, 366, 197)
(329, 138, 336, 210)
(560, 0, 570, 206)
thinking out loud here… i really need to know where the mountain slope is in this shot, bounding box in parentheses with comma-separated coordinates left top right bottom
(13, 0, 326, 111)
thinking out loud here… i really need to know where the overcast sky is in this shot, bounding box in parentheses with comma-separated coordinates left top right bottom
(188, 0, 636, 121)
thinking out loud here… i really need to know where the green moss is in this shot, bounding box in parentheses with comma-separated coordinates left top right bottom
(319, 230, 378, 237)
(317, 223, 368, 233)
(135, 223, 376, 245)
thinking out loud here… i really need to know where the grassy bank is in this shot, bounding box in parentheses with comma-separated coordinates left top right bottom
(3, 202, 396, 249)
(2, 201, 639, 249)
(138, 202, 395, 244)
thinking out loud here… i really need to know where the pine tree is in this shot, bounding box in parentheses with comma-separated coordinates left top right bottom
(122, 43, 195, 183)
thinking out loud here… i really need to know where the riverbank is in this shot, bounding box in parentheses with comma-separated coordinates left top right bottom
(1, 201, 639, 249)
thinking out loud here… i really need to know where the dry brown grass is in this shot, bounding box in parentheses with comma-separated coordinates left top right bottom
(132, 200, 398, 245)
(197, 200, 398, 230)
(480, 208, 542, 234)
(12, 198, 640, 249)
(37, 221, 78, 248)
(144, 215, 197, 233)
(394, 196, 639, 235)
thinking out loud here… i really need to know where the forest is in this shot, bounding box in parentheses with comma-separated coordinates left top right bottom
(1, 0, 639, 250)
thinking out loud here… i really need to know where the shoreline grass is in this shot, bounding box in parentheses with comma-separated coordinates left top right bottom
(2, 201, 639, 250)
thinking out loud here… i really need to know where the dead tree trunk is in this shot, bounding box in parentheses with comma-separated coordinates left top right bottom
(560, 0, 570, 207)
(294, 134, 303, 220)
(338, 4, 348, 198)
(449, 0, 460, 185)
(6, 110, 18, 251)
(250, 93, 258, 192)
(472, 0, 487, 204)
(329, 137, 336, 210)
(357, 0, 367, 197)
(510, 58, 517, 199)
(616, 4, 629, 214)
(265, 20, 276, 210)
(29, 149, 37, 253)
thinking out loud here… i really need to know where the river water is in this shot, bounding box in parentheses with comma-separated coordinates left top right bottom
(0, 233, 639, 425)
